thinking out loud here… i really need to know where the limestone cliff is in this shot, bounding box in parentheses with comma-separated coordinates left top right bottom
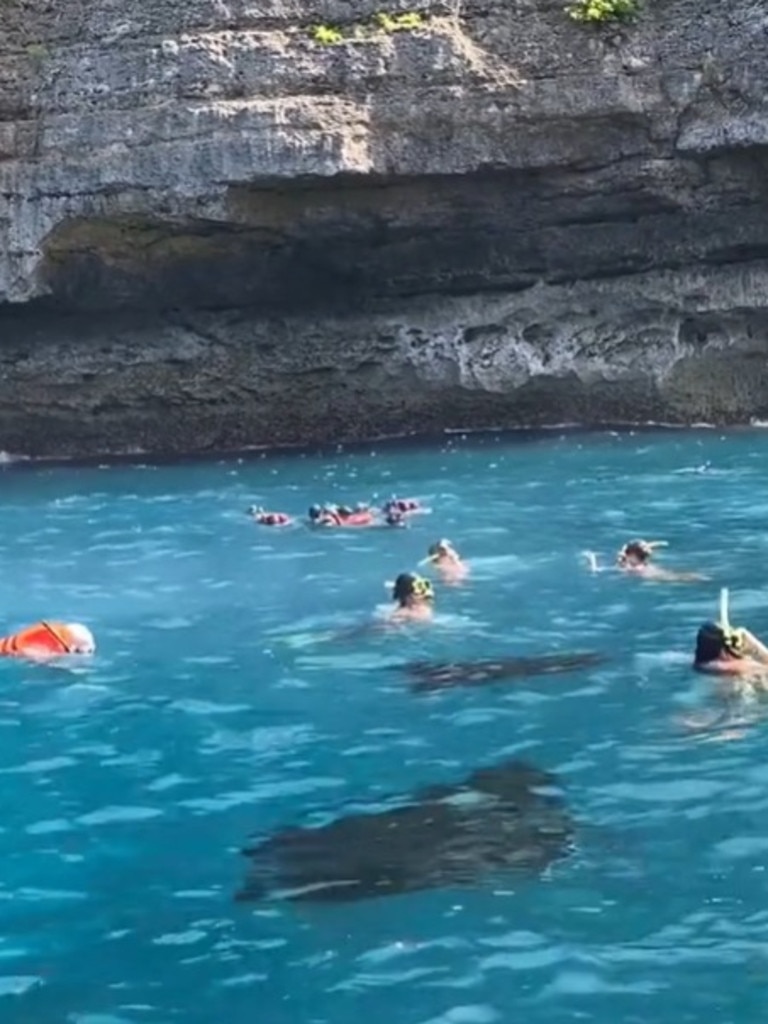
(1, 0, 768, 456)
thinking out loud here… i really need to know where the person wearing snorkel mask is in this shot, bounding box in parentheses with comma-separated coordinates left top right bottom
(308, 504, 376, 528)
(248, 506, 292, 527)
(679, 604, 768, 738)
(422, 539, 468, 583)
(390, 573, 435, 622)
(584, 539, 708, 582)
(693, 621, 768, 680)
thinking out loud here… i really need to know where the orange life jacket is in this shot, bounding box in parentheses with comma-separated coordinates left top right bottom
(0, 621, 76, 657)
(340, 511, 374, 526)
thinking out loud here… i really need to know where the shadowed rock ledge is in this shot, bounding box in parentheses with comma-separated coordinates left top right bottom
(1, 0, 768, 456)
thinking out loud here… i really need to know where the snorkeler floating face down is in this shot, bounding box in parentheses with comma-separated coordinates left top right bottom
(248, 506, 292, 527)
(307, 504, 377, 528)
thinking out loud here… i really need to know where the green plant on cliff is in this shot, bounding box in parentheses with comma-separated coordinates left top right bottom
(565, 0, 638, 23)
(374, 11, 425, 32)
(310, 11, 425, 44)
(310, 24, 345, 43)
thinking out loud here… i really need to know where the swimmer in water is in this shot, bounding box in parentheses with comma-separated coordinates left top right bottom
(308, 504, 340, 526)
(682, 590, 768, 739)
(693, 621, 768, 686)
(0, 621, 96, 660)
(308, 504, 374, 527)
(383, 497, 423, 517)
(389, 573, 435, 623)
(584, 539, 708, 582)
(384, 510, 407, 527)
(248, 506, 292, 527)
(421, 539, 468, 583)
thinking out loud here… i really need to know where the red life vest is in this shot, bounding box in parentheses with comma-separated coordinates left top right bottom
(0, 621, 77, 657)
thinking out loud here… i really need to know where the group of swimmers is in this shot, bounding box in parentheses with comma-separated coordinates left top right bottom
(248, 494, 469, 621)
(3, 503, 768, 714)
(381, 529, 768, 706)
(248, 496, 423, 529)
(392, 536, 768, 689)
(589, 540, 768, 702)
(248, 497, 768, 692)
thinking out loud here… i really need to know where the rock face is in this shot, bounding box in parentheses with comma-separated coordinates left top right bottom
(2, 0, 768, 456)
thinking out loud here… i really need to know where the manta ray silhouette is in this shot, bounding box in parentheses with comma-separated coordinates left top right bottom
(236, 759, 575, 903)
(403, 651, 606, 693)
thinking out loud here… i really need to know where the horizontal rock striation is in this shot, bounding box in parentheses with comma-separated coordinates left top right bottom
(1, 0, 768, 455)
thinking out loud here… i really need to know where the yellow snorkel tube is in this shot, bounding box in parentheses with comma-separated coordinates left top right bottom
(718, 587, 746, 654)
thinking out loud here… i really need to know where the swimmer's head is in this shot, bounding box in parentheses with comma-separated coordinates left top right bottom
(385, 511, 406, 527)
(694, 621, 745, 666)
(428, 539, 456, 561)
(308, 505, 323, 521)
(248, 506, 264, 517)
(65, 623, 96, 655)
(392, 573, 434, 606)
(617, 540, 653, 567)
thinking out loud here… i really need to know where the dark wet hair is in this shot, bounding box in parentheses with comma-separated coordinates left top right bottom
(694, 621, 744, 666)
(621, 540, 652, 563)
(392, 573, 433, 605)
(392, 574, 416, 603)
(308, 505, 322, 520)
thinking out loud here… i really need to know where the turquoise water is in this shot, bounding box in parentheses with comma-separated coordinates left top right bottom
(2, 430, 768, 1022)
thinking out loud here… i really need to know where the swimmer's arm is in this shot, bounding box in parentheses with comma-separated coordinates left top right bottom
(582, 551, 602, 573)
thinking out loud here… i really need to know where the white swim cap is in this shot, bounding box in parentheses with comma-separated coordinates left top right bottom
(65, 623, 96, 654)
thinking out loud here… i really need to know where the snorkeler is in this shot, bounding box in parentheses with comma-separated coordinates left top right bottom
(308, 504, 377, 527)
(0, 621, 96, 659)
(692, 621, 768, 678)
(680, 590, 768, 739)
(384, 510, 407, 527)
(248, 506, 293, 527)
(693, 590, 768, 681)
(383, 497, 423, 517)
(389, 573, 435, 622)
(421, 539, 468, 583)
(584, 539, 708, 582)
